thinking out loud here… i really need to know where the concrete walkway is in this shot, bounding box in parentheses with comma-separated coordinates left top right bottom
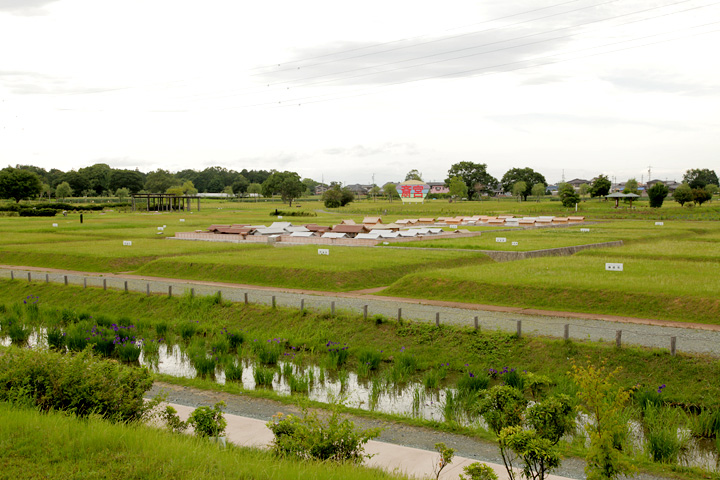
(2, 265, 719, 356)
(166, 402, 575, 480)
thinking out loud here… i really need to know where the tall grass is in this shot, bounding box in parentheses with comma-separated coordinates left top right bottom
(0, 403, 408, 480)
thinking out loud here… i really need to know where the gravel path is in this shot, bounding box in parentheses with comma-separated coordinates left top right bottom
(3, 265, 719, 357)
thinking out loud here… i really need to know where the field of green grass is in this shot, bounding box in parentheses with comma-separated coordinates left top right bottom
(1, 198, 720, 322)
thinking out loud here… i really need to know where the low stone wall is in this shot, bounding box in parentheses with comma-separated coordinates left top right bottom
(173, 232, 271, 243)
(477, 241, 624, 262)
(276, 235, 379, 247)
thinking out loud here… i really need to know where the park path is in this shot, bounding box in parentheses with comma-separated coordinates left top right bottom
(1, 264, 719, 356)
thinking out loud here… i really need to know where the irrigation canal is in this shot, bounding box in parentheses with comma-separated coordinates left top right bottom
(2, 265, 719, 357)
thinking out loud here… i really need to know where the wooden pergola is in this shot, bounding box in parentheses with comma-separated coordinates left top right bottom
(606, 192, 640, 208)
(131, 194, 201, 212)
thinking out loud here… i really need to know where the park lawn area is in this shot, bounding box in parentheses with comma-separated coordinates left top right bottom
(383, 219, 719, 251)
(380, 255, 720, 324)
(0, 238, 248, 272)
(578, 238, 720, 262)
(134, 244, 492, 291)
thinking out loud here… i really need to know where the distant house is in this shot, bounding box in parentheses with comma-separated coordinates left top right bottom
(427, 182, 449, 194)
(647, 179, 680, 193)
(314, 183, 329, 195)
(566, 179, 590, 191)
(345, 184, 372, 196)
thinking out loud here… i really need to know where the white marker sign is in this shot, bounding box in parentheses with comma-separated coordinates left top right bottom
(495, 237, 507, 243)
(278, 216, 283, 219)
(580, 228, 590, 232)
(318, 248, 330, 256)
(450, 225, 458, 229)
(52, 223, 58, 227)
(179, 219, 185, 222)
(157, 226, 164, 231)
(123, 241, 132, 246)
(605, 263, 624, 271)
(511, 241, 519, 246)
(655, 222, 664, 226)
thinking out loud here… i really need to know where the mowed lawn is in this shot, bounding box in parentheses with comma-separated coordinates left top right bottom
(134, 245, 492, 291)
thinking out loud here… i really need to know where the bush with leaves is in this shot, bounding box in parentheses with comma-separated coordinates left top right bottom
(570, 361, 635, 480)
(0, 347, 154, 422)
(460, 462, 499, 480)
(647, 182, 669, 208)
(558, 183, 580, 208)
(187, 401, 227, 438)
(267, 407, 380, 462)
(673, 183, 693, 206)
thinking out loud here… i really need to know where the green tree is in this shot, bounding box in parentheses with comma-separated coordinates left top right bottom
(683, 168, 719, 189)
(499, 426, 559, 480)
(59, 170, 90, 195)
(383, 182, 399, 202)
(692, 188, 712, 206)
(182, 180, 198, 195)
(78, 163, 112, 195)
(570, 361, 634, 480)
(477, 385, 527, 479)
(231, 174, 250, 195)
(705, 184, 718, 196)
(590, 175, 612, 198)
(446, 162, 498, 200)
(55, 181, 73, 200)
(673, 183, 693, 206)
(511, 181, 527, 201)
(448, 176, 468, 199)
(579, 183, 590, 199)
(558, 183, 580, 208)
(622, 178, 639, 196)
(145, 169, 180, 193)
(109, 169, 145, 193)
(247, 183, 263, 196)
(405, 169, 423, 181)
(301, 178, 319, 195)
(531, 183, 546, 202)
(261, 171, 305, 206)
(647, 182, 669, 208)
(0, 167, 43, 203)
(322, 182, 354, 208)
(368, 185, 381, 201)
(115, 188, 130, 201)
(500, 167, 547, 201)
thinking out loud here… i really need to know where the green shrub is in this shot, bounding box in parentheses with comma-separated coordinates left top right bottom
(115, 336, 142, 363)
(19, 208, 57, 217)
(64, 323, 89, 351)
(0, 347, 153, 422)
(188, 402, 227, 438)
(225, 329, 244, 352)
(459, 462, 499, 480)
(287, 372, 310, 394)
(267, 408, 380, 462)
(155, 321, 168, 337)
(502, 369, 525, 391)
(86, 326, 115, 357)
(188, 344, 218, 378)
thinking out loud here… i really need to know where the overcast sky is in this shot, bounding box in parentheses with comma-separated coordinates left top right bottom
(1, 0, 718, 186)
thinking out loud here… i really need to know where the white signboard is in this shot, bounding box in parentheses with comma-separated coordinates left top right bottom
(511, 241, 519, 246)
(179, 219, 185, 222)
(157, 226, 164, 231)
(318, 248, 330, 256)
(383, 242, 389, 245)
(655, 222, 664, 226)
(52, 223, 58, 227)
(580, 228, 590, 232)
(278, 216, 283, 219)
(605, 263, 624, 271)
(495, 237, 507, 243)
(450, 225, 458, 229)
(123, 241, 132, 246)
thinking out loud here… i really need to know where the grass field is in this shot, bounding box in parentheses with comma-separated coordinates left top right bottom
(1, 198, 720, 322)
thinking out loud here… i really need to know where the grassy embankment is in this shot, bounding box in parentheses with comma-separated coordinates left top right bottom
(0, 402, 406, 480)
(2, 280, 718, 409)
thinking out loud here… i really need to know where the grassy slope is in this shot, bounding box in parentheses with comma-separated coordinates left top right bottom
(0, 402, 406, 480)
(1, 280, 718, 408)
(134, 246, 491, 291)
